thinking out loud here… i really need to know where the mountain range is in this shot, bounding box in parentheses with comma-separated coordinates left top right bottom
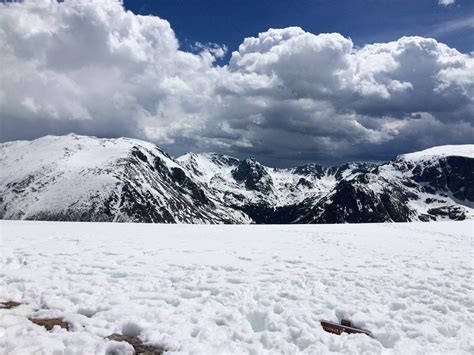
(1, 134, 472, 224)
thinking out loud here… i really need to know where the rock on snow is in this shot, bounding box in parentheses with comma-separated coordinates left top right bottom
(0, 220, 472, 354)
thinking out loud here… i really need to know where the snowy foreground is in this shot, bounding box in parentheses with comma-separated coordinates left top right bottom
(0, 221, 473, 354)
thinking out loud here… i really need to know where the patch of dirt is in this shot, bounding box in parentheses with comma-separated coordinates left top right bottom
(29, 318, 70, 331)
(107, 333, 165, 355)
(0, 301, 22, 309)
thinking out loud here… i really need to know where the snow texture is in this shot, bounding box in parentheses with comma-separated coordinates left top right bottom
(1, 220, 473, 354)
(399, 145, 474, 161)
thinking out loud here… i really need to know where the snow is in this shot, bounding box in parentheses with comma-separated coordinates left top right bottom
(0, 134, 171, 219)
(399, 145, 474, 161)
(177, 153, 238, 182)
(1, 134, 250, 223)
(268, 168, 336, 206)
(177, 153, 362, 207)
(1, 220, 473, 354)
(3, 135, 471, 223)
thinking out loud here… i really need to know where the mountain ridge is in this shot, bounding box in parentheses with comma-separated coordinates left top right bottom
(1, 134, 472, 224)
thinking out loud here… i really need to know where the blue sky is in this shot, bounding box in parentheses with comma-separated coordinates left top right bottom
(124, 0, 474, 59)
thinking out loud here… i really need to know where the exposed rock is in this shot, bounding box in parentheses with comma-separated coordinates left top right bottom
(29, 318, 69, 331)
(293, 163, 326, 179)
(427, 206, 466, 220)
(231, 157, 274, 192)
(107, 333, 165, 355)
(0, 301, 21, 309)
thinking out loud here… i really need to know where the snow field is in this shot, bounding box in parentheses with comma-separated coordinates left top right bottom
(0, 221, 473, 354)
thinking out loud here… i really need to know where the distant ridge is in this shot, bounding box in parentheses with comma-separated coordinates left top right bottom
(1, 134, 473, 223)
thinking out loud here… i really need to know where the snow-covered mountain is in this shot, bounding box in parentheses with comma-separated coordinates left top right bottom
(177, 153, 373, 207)
(1, 135, 472, 223)
(178, 146, 473, 223)
(0, 134, 249, 223)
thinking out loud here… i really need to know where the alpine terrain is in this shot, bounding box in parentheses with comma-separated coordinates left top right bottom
(1, 134, 472, 223)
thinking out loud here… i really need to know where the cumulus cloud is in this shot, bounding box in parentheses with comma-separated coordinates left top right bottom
(0, 0, 473, 166)
(0, 0, 220, 143)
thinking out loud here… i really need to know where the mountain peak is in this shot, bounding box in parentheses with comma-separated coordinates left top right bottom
(231, 158, 273, 192)
(398, 145, 474, 161)
(1, 135, 472, 224)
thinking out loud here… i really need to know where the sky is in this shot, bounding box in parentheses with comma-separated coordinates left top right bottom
(0, 0, 473, 167)
(124, 0, 474, 57)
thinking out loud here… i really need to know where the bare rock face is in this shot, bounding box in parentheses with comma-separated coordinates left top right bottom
(427, 206, 466, 220)
(411, 156, 474, 202)
(231, 157, 274, 193)
(304, 179, 414, 223)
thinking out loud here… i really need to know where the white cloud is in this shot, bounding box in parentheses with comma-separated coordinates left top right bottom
(438, 0, 456, 6)
(0, 0, 473, 166)
(0, 0, 222, 142)
(218, 30, 473, 163)
(428, 16, 474, 37)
